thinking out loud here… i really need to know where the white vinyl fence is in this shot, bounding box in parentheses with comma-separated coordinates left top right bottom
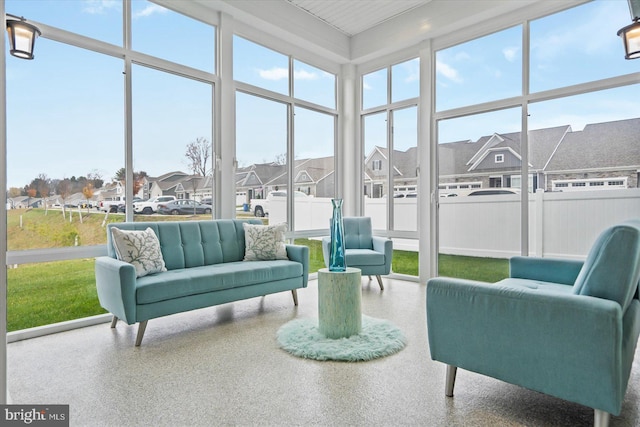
(268, 189, 640, 260)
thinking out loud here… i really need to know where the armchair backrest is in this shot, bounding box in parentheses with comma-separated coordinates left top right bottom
(573, 219, 640, 311)
(343, 217, 373, 250)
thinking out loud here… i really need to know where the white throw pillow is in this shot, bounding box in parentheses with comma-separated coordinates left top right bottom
(111, 227, 167, 278)
(243, 223, 289, 261)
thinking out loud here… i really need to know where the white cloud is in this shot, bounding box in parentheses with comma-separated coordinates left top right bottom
(503, 46, 519, 62)
(82, 0, 119, 14)
(133, 4, 168, 19)
(363, 81, 372, 91)
(454, 52, 471, 61)
(436, 60, 463, 84)
(293, 69, 318, 80)
(258, 67, 288, 81)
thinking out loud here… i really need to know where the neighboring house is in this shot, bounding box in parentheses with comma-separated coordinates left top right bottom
(363, 146, 417, 198)
(544, 118, 640, 191)
(7, 196, 41, 209)
(438, 117, 640, 193)
(236, 156, 337, 199)
(174, 175, 213, 201)
(146, 171, 189, 199)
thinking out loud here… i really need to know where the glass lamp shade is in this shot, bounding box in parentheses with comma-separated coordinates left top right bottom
(6, 19, 41, 60)
(618, 20, 640, 60)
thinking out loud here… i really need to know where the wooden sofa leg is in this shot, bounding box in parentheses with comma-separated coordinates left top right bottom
(291, 289, 298, 306)
(110, 315, 118, 328)
(375, 275, 384, 291)
(135, 320, 148, 347)
(594, 409, 610, 427)
(445, 365, 457, 397)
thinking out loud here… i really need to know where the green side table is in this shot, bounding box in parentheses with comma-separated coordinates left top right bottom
(317, 267, 362, 339)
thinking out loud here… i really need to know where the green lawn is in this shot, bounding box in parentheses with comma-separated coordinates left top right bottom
(6, 210, 509, 332)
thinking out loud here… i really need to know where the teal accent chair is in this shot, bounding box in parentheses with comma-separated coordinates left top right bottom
(426, 220, 640, 427)
(322, 217, 393, 290)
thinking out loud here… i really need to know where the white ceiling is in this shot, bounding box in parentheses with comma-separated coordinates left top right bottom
(285, 0, 432, 36)
(184, 0, 581, 63)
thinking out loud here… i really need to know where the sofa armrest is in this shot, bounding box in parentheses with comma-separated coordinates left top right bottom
(95, 256, 138, 324)
(372, 236, 393, 273)
(426, 276, 625, 414)
(286, 244, 310, 287)
(510, 256, 583, 285)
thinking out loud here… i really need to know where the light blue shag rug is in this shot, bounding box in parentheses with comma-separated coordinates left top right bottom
(276, 315, 407, 362)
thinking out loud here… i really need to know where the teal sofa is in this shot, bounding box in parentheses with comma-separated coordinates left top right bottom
(427, 220, 640, 427)
(95, 220, 309, 346)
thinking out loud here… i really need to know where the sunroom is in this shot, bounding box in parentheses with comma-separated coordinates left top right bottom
(2, 0, 640, 425)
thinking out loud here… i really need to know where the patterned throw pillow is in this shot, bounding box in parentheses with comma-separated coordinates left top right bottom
(111, 227, 167, 278)
(243, 223, 289, 261)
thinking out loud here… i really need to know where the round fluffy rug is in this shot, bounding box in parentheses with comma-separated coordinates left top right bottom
(276, 315, 407, 362)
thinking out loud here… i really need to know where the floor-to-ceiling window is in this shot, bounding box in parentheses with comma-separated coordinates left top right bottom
(5, 0, 216, 330)
(361, 58, 420, 276)
(433, 0, 640, 280)
(233, 35, 338, 273)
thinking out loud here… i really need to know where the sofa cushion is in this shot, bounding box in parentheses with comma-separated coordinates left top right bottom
(345, 248, 385, 266)
(344, 217, 374, 250)
(243, 223, 288, 261)
(111, 227, 166, 278)
(495, 278, 574, 295)
(136, 260, 303, 304)
(573, 220, 640, 311)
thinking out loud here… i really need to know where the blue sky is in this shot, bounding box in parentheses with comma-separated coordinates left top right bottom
(4, 0, 640, 190)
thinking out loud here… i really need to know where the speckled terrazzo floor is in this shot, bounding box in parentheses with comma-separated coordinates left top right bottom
(7, 277, 640, 427)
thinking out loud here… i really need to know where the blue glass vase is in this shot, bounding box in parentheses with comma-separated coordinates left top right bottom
(329, 198, 346, 272)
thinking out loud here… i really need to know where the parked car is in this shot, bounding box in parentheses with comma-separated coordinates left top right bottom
(133, 195, 176, 214)
(157, 199, 213, 215)
(467, 189, 520, 196)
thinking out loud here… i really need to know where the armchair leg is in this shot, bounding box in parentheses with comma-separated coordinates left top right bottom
(110, 315, 118, 328)
(375, 275, 384, 291)
(291, 289, 298, 306)
(594, 409, 610, 427)
(445, 365, 457, 397)
(135, 320, 148, 347)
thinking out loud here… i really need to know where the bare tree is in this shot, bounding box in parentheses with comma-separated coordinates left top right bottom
(185, 137, 211, 177)
(58, 179, 71, 219)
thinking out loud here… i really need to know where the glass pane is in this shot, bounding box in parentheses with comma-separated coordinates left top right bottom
(236, 92, 288, 224)
(6, 39, 123, 249)
(527, 86, 640, 257)
(8, 259, 104, 332)
(363, 112, 388, 229)
(234, 36, 289, 95)
(293, 107, 335, 232)
(293, 60, 336, 108)
(132, 65, 213, 221)
(391, 58, 419, 103)
(436, 26, 522, 112)
(132, 0, 215, 72)
(438, 108, 521, 280)
(530, 0, 636, 93)
(392, 106, 418, 231)
(6, 0, 122, 46)
(362, 68, 387, 110)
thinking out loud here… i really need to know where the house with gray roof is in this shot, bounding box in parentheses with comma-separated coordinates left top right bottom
(439, 117, 639, 193)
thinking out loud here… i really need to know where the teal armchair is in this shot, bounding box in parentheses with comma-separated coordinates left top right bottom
(426, 220, 640, 427)
(322, 217, 392, 290)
